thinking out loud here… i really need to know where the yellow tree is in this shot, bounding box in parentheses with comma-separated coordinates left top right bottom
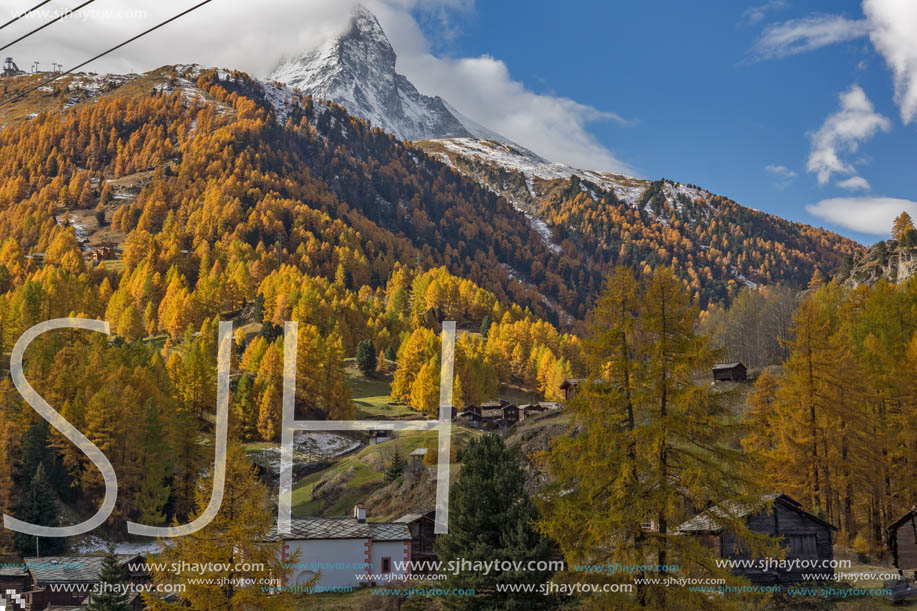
(539, 267, 772, 609)
(146, 444, 296, 610)
(892, 211, 914, 241)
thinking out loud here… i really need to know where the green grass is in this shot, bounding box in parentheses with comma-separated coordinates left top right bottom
(347, 370, 416, 420)
(290, 427, 482, 518)
(498, 385, 544, 406)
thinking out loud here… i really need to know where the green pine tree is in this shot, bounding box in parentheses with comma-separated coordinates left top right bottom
(18, 419, 69, 494)
(85, 544, 131, 611)
(14, 463, 66, 557)
(436, 434, 556, 610)
(356, 339, 377, 375)
(134, 400, 171, 526)
(385, 448, 404, 483)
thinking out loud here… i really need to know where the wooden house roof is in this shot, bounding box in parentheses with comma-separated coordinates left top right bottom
(713, 362, 746, 371)
(23, 555, 144, 584)
(677, 494, 835, 534)
(888, 508, 917, 533)
(266, 517, 411, 542)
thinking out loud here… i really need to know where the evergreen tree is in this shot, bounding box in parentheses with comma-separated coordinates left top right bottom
(385, 448, 404, 483)
(479, 314, 491, 336)
(252, 293, 265, 323)
(436, 434, 556, 610)
(18, 418, 68, 491)
(356, 339, 377, 375)
(14, 464, 66, 558)
(134, 401, 171, 527)
(85, 544, 131, 611)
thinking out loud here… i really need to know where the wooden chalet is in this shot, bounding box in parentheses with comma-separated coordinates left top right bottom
(559, 378, 583, 402)
(0, 565, 29, 605)
(457, 401, 520, 430)
(889, 508, 917, 571)
(394, 509, 438, 572)
(409, 447, 428, 465)
(712, 362, 747, 383)
(518, 403, 546, 421)
(678, 494, 836, 584)
(20, 554, 149, 610)
(368, 427, 393, 445)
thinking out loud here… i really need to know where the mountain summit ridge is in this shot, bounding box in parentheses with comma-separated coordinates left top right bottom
(269, 5, 483, 142)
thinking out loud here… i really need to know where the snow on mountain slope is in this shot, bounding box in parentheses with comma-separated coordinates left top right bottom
(418, 136, 686, 210)
(269, 6, 495, 142)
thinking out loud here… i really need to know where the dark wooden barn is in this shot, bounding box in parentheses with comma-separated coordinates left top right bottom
(889, 508, 917, 570)
(559, 378, 583, 402)
(679, 494, 836, 584)
(395, 509, 438, 572)
(712, 363, 747, 383)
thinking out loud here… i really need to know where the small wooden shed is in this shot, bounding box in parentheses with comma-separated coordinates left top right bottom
(395, 509, 438, 570)
(713, 363, 747, 383)
(889, 508, 917, 570)
(559, 378, 583, 402)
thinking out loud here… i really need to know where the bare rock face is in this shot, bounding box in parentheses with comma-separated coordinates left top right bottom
(840, 240, 917, 288)
(269, 5, 475, 142)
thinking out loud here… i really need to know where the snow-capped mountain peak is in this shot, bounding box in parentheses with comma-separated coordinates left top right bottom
(269, 5, 482, 142)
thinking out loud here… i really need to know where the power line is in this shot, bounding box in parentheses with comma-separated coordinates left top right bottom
(0, 0, 216, 110)
(0, 0, 97, 53)
(0, 0, 55, 32)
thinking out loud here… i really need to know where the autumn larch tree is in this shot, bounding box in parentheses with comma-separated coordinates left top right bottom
(539, 267, 774, 609)
(146, 444, 295, 610)
(892, 211, 915, 241)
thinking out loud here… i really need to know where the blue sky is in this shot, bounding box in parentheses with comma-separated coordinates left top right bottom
(407, 0, 916, 244)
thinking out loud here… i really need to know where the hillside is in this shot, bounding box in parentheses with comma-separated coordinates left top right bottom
(418, 137, 863, 307)
(0, 65, 860, 338)
(262, 3, 862, 310)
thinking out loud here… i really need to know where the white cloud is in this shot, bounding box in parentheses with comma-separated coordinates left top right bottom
(764, 164, 796, 188)
(398, 53, 634, 173)
(807, 196, 917, 235)
(863, 0, 917, 124)
(837, 176, 871, 190)
(749, 2, 917, 123)
(752, 14, 869, 60)
(742, 1, 790, 26)
(0, 0, 632, 174)
(806, 85, 890, 184)
(367, 2, 635, 173)
(765, 164, 797, 178)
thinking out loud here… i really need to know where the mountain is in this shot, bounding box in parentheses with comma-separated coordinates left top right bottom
(418, 137, 862, 304)
(264, 6, 861, 305)
(268, 6, 485, 142)
(0, 63, 860, 328)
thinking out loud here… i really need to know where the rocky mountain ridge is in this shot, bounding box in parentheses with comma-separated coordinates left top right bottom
(268, 5, 483, 142)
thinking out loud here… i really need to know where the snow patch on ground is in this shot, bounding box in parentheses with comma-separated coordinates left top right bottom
(260, 80, 297, 122)
(76, 536, 162, 556)
(248, 432, 361, 473)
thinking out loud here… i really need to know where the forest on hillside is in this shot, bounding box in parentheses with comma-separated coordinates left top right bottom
(0, 66, 911, 609)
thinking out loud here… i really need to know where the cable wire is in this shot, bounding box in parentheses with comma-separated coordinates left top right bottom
(0, 0, 55, 32)
(0, 0, 216, 109)
(0, 0, 97, 53)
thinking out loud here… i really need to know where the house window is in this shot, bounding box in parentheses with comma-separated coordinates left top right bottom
(382, 557, 391, 574)
(788, 534, 818, 558)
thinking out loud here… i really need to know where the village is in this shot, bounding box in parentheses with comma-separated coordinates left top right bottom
(2, 365, 917, 609)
